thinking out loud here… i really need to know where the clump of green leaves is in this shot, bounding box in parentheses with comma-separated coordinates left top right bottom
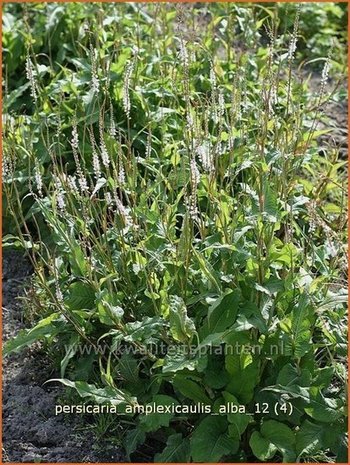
(3, 3, 347, 463)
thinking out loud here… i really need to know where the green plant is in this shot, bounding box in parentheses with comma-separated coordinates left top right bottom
(3, 3, 347, 463)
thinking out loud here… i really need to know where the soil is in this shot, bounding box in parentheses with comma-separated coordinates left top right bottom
(2, 249, 125, 463)
(309, 73, 348, 157)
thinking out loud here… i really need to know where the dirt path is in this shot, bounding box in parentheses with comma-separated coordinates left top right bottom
(2, 250, 124, 463)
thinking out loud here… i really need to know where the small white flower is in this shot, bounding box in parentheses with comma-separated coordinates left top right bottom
(92, 149, 101, 180)
(197, 142, 214, 173)
(210, 64, 217, 90)
(91, 73, 99, 94)
(268, 82, 277, 115)
(78, 175, 89, 194)
(325, 239, 337, 258)
(100, 143, 110, 168)
(34, 160, 43, 197)
(218, 90, 225, 118)
(288, 5, 300, 62)
(2, 156, 9, 179)
(288, 37, 297, 61)
(26, 55, 37, 101)
(321, 54, 331, 88)
(123, 60, 135, 119)
(228, 136, 235, 151)
(99, 115, 110, 168)
(90, 46, 99, 93)
(67, 175, 79, 195)
(146, 132, 152, 158)
(71, 123, 79, 150)
(187, 113, 194, 133)
(186, 193, 198, 221)
(115, 195, 132, 227)
(53, 175, 66, 211)
(57, 191, 66, 211)
(117, 165, 126, 185)
(179, 39, 189, 68)
(109, 118, 116, 138)
(55, 283, 64, 302)
(190, 157, 200, 186)
(71, 122, 89, 194)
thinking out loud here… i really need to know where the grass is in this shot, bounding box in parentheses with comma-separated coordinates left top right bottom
(2, 2, 348, 463)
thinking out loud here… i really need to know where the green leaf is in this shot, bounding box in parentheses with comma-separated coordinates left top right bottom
(305, 387, 343, 423)
(169, 295, 196, 343)
(177, 212, 191, 263)
(296, 420, 324, 458)
(96, 289, 124, 325)
(3, 313, 64, 356)
(125, 428, 146, 460)
(67, 281, 95, 310)
(125, 317, 165, 343)
(223, 392, 250, 438)
(261, 384, 341, 423)
(154, 434, 190, 462)
(249, 431, 277, 461)
(60, 333, 80, 377)
(139, 395, 178, 432)
(259, 420, 296, 462)
(190, 416, 237, 462)
(173, 375, 211, 404)
(163, 353, 198, 373)
(192, 248, 221, 292)
(70, 244, 88, 276)
(290, 294, 313, 358)
(262, 182, 279, 222)
(313, 367, 334, 389)
(208, 289, 240, 333)
(277, 363, 311, 387)
(225, 353, 260, 403)
(117, 353, 139, 385)
(49, 379, 135, 406)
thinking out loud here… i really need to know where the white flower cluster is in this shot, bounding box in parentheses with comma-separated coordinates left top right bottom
(288, 5, 301, 62)
(71, 123, 79, 150)
(179, 39, 189, 68)
(53, 174, 66, 212)
(55, 280, 64, 303)
(92, 148, 101, 180)
(210, 64, 217, 90)
(146, 131, 152, 158)
(34, 160, 43, 197)
(123, 59, 135, 120)
(90, 45, 99, 94)
(89, 128, 101, 180)
(196, 142, 214, 173)
(190, 156, 200, 187)
(320, 45, 333, 94)
(117, 165, 126, 186)
(187, 157, 200, 220)
(26, 55, 37, 102)
(99, 114, 110, 168)
(2, 150, 14, 180)
(66, 174, 79, 195)
(218, 90, 225, 119)
(71, 122, 89, 194)
(115, 196, 132, 226)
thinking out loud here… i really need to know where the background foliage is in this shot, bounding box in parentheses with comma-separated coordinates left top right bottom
(3, 2, 348, 463)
